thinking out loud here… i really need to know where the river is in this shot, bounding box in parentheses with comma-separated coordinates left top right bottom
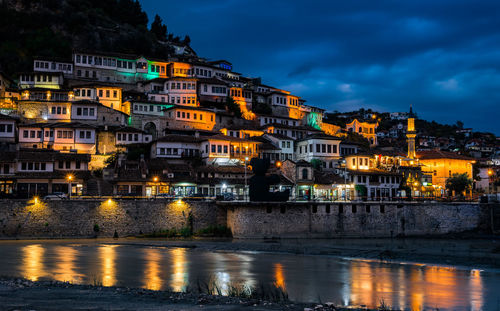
(0, 240, 498, 310)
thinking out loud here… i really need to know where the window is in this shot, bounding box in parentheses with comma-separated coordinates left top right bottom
(302, 168, 308, 179)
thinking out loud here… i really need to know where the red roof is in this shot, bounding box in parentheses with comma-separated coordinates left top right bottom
(416, 150, 474, 161)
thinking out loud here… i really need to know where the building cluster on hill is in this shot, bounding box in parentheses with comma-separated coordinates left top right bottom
(0, 50, 495, 200)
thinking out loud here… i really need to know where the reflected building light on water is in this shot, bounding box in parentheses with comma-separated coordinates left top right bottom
(170, 248, 188, 292)
(469, 269, 483, 311)
(21, 244, 45, 281)
(53, 246, 81, 283)
(143, 247, 163, 291)
(409, 267, 424, 311)
(273, 263, 286, 290)
(99, 245, 117, 287)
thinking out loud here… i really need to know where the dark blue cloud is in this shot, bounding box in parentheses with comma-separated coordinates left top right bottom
(140, 0, 500, 134)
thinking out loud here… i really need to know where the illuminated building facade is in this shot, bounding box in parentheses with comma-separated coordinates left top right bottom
(346, 118, 378, 146)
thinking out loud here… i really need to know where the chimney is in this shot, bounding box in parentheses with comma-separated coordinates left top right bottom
(195, 131, 200, 138)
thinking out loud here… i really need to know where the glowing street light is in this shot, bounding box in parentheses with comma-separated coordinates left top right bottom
(66, 174, 73, 200)
(275, 161, 282, 168)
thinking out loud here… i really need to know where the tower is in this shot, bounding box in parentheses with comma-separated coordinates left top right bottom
(406, 105, 416, 159)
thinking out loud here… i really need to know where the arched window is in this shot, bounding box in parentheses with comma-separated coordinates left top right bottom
(302, 168, 308, 180)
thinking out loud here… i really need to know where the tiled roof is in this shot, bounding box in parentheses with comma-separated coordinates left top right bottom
(416, 150, 474, 161)
(155, 134, 203, 143)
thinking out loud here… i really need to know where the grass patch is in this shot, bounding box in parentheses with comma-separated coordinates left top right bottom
(195, 225, 232, 237)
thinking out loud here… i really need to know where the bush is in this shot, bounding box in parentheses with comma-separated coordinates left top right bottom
(196, 225, 232, 237)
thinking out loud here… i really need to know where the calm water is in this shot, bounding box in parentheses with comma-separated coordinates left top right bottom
(0, 240, 499, 310)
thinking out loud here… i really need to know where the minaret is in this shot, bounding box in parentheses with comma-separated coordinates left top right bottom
(406, 105, 416, 159)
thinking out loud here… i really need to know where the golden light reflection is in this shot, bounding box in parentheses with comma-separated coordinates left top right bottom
(144, 248, 163, 290)
(53, 246, 81, 283)
(273, 263, 286, 290)
(99, 245, 117, 286)
(21, 244, 45, 281)
(170, 248, 188, 292)
(346, 260, 483, 310)
(469, 269, 483, 311)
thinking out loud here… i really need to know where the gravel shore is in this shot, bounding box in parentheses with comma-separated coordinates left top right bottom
(0, 277, 380, 311)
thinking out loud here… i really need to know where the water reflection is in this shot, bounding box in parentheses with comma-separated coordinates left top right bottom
(469, 269, 483, 311)
(4, 242, 494, 311)
(345, 261, 484, 310)
(169, 248, 188, 292)
(21, 244, 45, 281)
(53, 246, 81, 283)
(273, 263, 286, 290)
(99, 245, 117, 286)
(143, 247, 163, 290)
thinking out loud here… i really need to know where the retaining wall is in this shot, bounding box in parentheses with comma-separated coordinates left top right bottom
(223, 202, 492, 238)
(0, 199, 226, 238)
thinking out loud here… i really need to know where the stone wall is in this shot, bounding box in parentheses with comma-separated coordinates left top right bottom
(0, 199, 226, 238)
(223, 202, 492, 238)
(0, 199, 494, 239)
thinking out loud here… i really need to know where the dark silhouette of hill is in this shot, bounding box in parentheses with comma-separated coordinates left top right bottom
(0, 0, 194, 75)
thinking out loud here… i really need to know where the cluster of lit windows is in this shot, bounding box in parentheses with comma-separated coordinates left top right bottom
(78, 130, 92, 139)
(230, 89, 242, 97)
(20, 74, 54, 83)
(20, 162, 47, 171)
(275, 96, 286, 105)
(170, 82, 196, 90)
(340, 147, 356, 155)
(117, 60, 134, 70)
(175, 110, 205, 121)
(75, 107, 95, 116)
(75, 54, 116, 67)
(57, 160, 82, 170)
(0, 124, 13, 133)
(35, 61, 72, 72)
(50, 106, 68, 115)
(173, 68, 192, 75)
(352, 157, 369, 166)
(289, 97, 299, 106)
(263, 117, 297, 126)
(195, 68, 212, 77)
(57, 130, 74, 139)
(211, 86, 227, 94)
(22, 130, 42, 139)
(75, 89, 92, 97)
(150, 64, 165, 74)
(281, 141, 291, 149)
(298, 143, 338, 154)
(170, 96, 196, 105)
(97, 89, 118, 98)
(117, 132, 140, 142)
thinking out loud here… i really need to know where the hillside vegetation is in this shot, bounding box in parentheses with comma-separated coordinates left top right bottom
(0, 0, 192, 75)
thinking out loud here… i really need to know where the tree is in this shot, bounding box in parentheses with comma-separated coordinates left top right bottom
(226, 96, 242, 117)
(456, 120, 464, 129)
(183, 35, 191, 45)
(150, 14, 167, 41)
(445, 173, 473, 196)
(252, 98, 272, 115)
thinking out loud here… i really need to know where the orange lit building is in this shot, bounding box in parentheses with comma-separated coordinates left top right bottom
(416, 150, 475, 189)
(346, 118, 378, 146)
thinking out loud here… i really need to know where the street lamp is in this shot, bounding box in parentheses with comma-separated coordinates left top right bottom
(275, 160, 282, 168)
(244, 156, 249, 201)
(66, 174, 73, 200)
(342, 159, 347, 201)
(153, 176, 159, 199)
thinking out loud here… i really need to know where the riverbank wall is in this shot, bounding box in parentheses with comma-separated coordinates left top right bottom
(223, 202, 496, 238)
(0, 199, 226, 238)
(0, 199, 496, 238)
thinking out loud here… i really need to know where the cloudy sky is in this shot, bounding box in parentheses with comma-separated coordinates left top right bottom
(140, 0, 500, 134)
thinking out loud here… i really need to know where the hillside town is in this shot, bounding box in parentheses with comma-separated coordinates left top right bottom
(0, 48, 498, 201)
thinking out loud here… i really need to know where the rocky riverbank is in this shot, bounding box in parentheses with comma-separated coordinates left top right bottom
(0, 277, 387, 311)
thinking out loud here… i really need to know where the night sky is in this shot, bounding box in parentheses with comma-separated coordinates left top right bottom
(140, 0, 500, 134)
